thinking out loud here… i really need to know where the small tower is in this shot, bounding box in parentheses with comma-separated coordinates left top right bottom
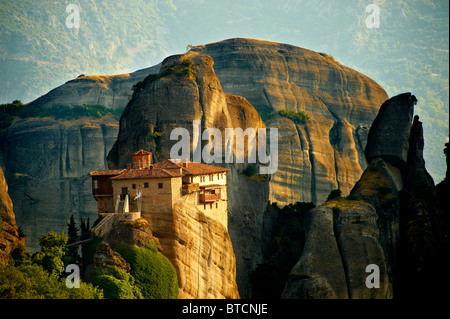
(132, 150, 152, 169)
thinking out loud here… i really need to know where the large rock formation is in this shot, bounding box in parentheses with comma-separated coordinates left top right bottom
(192, 38, 389, 205)
(27, 65, 159, 111)
(1, 38, 390, 296)
(0, 116, 119, 251)
(397, 115, 450, 298)
(365, 93, 417, 169)
(166, 202, 240, 299)
(107, 51, 250, 298)
(0, 166, 24, 264)
(282, 92, 448, 299)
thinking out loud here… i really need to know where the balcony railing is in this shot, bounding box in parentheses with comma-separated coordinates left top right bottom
(93, 188, 113, 196)
(199, 193, 220, 202)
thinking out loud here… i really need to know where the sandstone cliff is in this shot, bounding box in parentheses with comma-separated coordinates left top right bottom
(282, 92, 449, 299)
(27, 65, 159, 111)
(192, 38, 389, 205)
(1, 38, 391, 297)
(0, 116, 119, 252)
(107, 51, 249, 298)
(0, 166, 24, 264)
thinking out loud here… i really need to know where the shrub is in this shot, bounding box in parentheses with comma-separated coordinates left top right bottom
(242, 165, 257, 177)
(346, 194, 361, 201)
(90, 266, 142, 299)
(327, 189, 342, 201)
(260, 109, 309, 124)
(278, 110, 310, 124)
(115, 242, 178, 299)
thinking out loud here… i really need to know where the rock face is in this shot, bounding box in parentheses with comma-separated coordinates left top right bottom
(365, 93, 417, 168)
(107, 51, 248, 299)
(282, 93, 446, 299)
(0, 166, 24, 264)
(1, 38, 391, 297)
(166, 202, 240, 299)
(398, 115, 450, 298)
(0, 65, 156, 253)
(27, 65, 159, 110)
(0, 116, 119, 252)
(192, 38, 389, 205)
(107, 52, 265, 168)
(94, 242, 131, 273)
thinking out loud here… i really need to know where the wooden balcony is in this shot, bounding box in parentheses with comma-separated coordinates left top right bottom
(182, 183, 199, 195)
(93, 188, 113, 196)
(199, 193, 220, 202)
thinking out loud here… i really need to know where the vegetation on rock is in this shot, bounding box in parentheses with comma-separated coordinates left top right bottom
(0, 230, 102, 299)
(132, 58, 197, 97)
(115, 242, 179, 299)
(0, 100, 122, 130)
(260, 109, 310, 125)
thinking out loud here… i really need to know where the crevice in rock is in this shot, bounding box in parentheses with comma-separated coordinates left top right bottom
(304, 125, 317, 205)
(333, 149, 341, 192)
(332, 208, 352, 299)
(262, 87, 274, 111)
(313, 93, 340, 122)
(100, 124, 109, 169)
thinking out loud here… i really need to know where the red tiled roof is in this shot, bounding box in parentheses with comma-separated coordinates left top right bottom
(90, 158, 228, 181)
(88, 169, 125, 177)
(163, 159, 229, 175)
(110, 166, 183, 180)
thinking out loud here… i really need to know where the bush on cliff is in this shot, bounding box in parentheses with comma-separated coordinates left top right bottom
(90, 266, 143, 299)
(260, 109, 310, 124)
(115, 242, 178, 299)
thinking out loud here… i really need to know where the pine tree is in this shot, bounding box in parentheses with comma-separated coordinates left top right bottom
(67, 215, 80, 264)
(67, 215, 78, 244)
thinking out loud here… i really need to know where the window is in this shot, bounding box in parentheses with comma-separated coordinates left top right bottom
(158, 183, 163, 189)
(216, 203, 218, 208)
(132, 184, 136, 189)
(144, 182, 149, 188)
(94, 180, 99, 189)
(210, 203, 213, 209)
(204, 204, 206, 209)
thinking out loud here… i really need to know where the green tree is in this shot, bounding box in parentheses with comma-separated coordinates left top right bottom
(67, 215, 80, 264)
(0, 263, 103, 299)
(33, 231, 68, 276)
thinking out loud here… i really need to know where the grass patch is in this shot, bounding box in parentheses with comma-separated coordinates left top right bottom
(260, 109, 310, 124)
